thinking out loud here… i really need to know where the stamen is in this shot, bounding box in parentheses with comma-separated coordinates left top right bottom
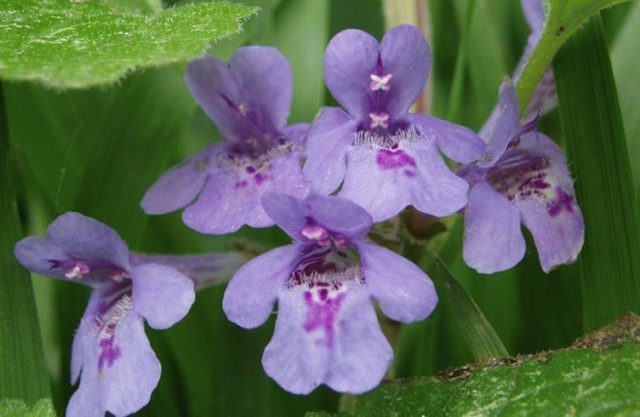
(64, 262, 90, 279)
(369, 73, 392, 91)
(93, 294, 133, 341)
(108, 270, 129, 283)
(369, 112, 390, 129)
(302, 224, 330, 245)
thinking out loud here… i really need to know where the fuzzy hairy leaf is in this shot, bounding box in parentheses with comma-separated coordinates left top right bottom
(0, 399, 55, 417)
(315, 314, 640, 417)
(0, 0, 256, 88)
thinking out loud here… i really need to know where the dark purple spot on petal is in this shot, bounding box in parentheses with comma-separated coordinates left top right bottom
(303, 291, 346, 347)
(254, 173, 267, 185)
(98, 337, 121, 371)
(376, 148, 417, 171)
(547, 187, 575, 217)
(488, 155, 551, 201)
(245, 166, 256, 174)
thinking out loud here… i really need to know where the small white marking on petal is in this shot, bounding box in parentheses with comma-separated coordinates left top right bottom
(369, 112, 390, 129)
(369, 73, 392, 91)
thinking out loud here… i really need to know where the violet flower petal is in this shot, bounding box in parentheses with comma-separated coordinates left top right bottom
(305, 107, 352, 140)
(303, 118, 359, 195)
(222, 244, 300, 329)
(261, 193, 373, 243)
(478, 81, 520, 167)
(340, 139, 468, 221)
(524, 69, 557, 122)
(262, 283, 392, 394)
(519, 195, 584, 272)
(283, 123, 310, 145)
(182, 169, 270, 233)
(182, 152, 308, 234)
(463, 181, 526, 274)
(521, 0, 545, 31)
(14, 235, 69, 279)
(379, 24, 431, 117)
(185, 47, 292, 141)
(323, 29, 379, 117)
(358, 242, 437, 322)
(131, 264, 195, 330)
(511, 132, 584, 272)
(323, 285, 393, 394)
(185, 56, 245, 141)
(305, 193, 374, 241)
(67, 312, 160, 417)
(230, 46, 293, 131)
(405, 114, 485, 164)
(48, 212, 130, 271)
(514, 0, 557, 119)
(141, 145, 213, 215)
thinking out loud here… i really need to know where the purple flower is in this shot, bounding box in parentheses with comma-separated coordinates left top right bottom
(15, 213, 196, 417)
(515, 0, 557, 120)
(222, 193, 437, 394)
(142, 46, 310, 234)
(303, 25, 485, 222)
(459, 81, 584, 273)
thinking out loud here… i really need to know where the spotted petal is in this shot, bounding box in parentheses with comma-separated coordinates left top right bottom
(262, 283, 392, 394)
(182, 152, 308, 234)
(511, 132, 584, 272)
(340, 138, 468, 221)
(68, 305, 160, 417)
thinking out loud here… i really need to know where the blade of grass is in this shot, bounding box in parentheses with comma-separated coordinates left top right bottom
(554, 14, 640, 331)
(446, 0, 475, 123)
(611, 0, 640, 190)
(432, 255, 509, 360)
(0, 83, 51, 404)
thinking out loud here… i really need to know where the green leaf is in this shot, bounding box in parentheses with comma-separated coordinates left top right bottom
(0, 84, 51, 404)
(322, 314, 640, 417)
(611, 0, 640, 189)
(0, 0, 256, 88)
(515, 0, 629, 113)
(432, 255, 509, 361)
(554, 15, 640, 331)
(0, 399, 56, 417)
